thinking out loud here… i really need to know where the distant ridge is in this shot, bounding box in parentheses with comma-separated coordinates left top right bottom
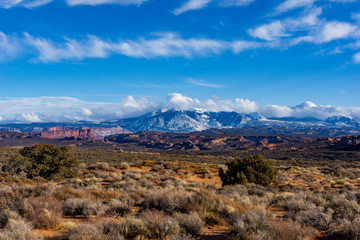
(1, 109, 360, 138)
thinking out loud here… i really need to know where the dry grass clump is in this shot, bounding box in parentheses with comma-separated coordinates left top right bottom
(117, 162, 130, 170)
(229, 208, 315, 240)
(0, 210, 21, 228)
(106, 198, 133, 217)
(118, 217, 148, 239)
(66, 223, 105, 240)
(0, 220, 42, 240)
(29, 208, 61, 229)
(175, 211, 204, 236)
(144, 190, 193, 214)
(141, 209, 180, 238)
(63, 198, 105, 217)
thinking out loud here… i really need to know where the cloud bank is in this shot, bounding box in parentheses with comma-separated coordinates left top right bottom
(1, 93, 360, 123)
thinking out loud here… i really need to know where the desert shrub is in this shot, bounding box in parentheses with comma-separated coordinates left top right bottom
(227, 209, 315, 240)
(118, 217, 148, 239)
(54, 186, 91, 201)
(175, 212, 204, 236)
(28, 196, 62, 212)
(2, 144, 79, 180)
(13, 198, 35, 217)
(90, 190, 122, 202)
(151, 164, 165, 172)
(0, 220, 41, 240)
(66, 223, 104, 240)
(63, 198, 105, 217)
(29, 208, 61, 229)
(107, 198, 133, 217)
(0, 210, 21, 228)
(141, 209, 180, 238)
(219, 155, 276, 187)
(144, 190, 192, 214)
(327, 217, 360, 239)
(118, 162, 130, 170)
(266, 219, 316, 240)
(230, 208, 269, 240)
(99, 219, 124, 239)
(88, 162, 112, 171)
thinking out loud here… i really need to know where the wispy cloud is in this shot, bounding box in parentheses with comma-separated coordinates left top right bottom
(173, 0, 255, 15)
(173, 0, 211, 15)
(275, 0, 317, 14)
(0, 0, 53, 9)
(293, 21, 358, 44)
(0, 0, 147, 8)
(65, 0, 147, 6)
(121, 83, 169, 89)
(249, 7, 322, 41)
(186, 78, 226, 88)
(24, 32, 228, 63)
(248, 21, 290, 41)
(353, 52, 360, 64)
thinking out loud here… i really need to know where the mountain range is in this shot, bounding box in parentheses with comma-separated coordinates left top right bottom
(1, 109, 360, 139)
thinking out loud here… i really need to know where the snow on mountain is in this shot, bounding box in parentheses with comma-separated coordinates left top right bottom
(117, 109, 267, 132)
(116, 109, 360, 134)
(2, 109, 360, 137)
(325, 115, 360, 128)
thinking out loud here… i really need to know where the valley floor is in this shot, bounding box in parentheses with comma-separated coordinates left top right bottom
(1, 148, 360, 239)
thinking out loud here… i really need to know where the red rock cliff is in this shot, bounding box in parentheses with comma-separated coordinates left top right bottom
(39, 126, 131, 140)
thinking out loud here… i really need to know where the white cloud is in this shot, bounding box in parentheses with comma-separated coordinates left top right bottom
(173, 0, 254, 15)
(353, 52, 360, 63)
(0, 0, 52, 8)
(1, 94, 360, 123)
(0, 0, 146, 8)
(293, 21, 358, 44)
(249, 7, 323, 41)
(25, 34, 111, 63)
(186, 78, 226, 88)
(0, 96, 159, 123)
(166, 93, 201, 109)
(248, 21, 290, 41)
(352, 13, 360, 23)
(0, 32, 21, 61)
(275, 0, 316, 14)
(65, 0, 147, 6)
(232, 40, 263, 53)
(316, 21, 358, 43)
(173, 0, 211, 15)
(217, 0, 254, 7)
(24, 32, 229, 63)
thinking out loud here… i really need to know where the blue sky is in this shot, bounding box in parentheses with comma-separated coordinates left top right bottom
(0, 0, 360, 123)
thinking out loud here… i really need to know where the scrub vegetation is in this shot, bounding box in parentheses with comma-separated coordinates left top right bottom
(0, 145, 360, 239)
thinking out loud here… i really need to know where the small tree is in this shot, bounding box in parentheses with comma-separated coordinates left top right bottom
(219, 155, 276, 187)
(3, 144, 79, 180)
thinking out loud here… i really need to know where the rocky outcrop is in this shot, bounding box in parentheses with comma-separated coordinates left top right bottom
(39, 126, 131, 140)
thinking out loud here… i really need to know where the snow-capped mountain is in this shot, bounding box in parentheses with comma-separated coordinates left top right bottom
(112, 109, 360, 135)
(110, 109, 266, 132)
(325, 115, 360, 128)
(1, 109, 360, 137)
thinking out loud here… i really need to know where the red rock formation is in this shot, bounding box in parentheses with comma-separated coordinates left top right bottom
(39, 126, 131, 140)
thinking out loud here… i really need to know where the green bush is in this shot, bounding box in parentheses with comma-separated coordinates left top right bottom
(2, 144, 79, 180)
(219, 155, 276, 187)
